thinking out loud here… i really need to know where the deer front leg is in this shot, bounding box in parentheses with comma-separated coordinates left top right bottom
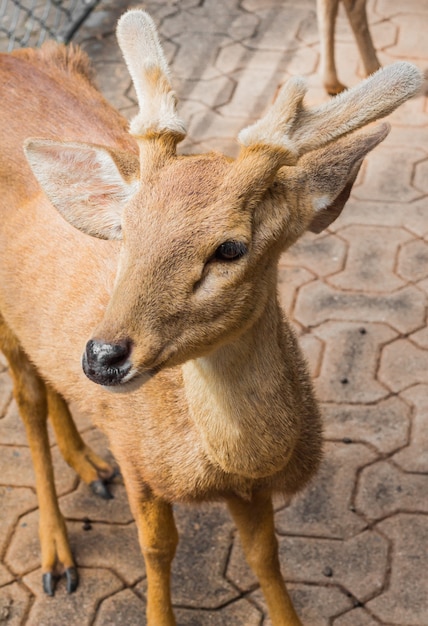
(133, 497, 178, 625)
(226, 490, 302, 626)
(342, 0, 381, 77)
(116, 457, 178, 625)
(47, 387, 117, 499)
(317, 0, 346, 94)
(0, 331, 76, 595)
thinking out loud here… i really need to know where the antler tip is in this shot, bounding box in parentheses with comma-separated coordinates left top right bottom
(116, 9, 155, 39)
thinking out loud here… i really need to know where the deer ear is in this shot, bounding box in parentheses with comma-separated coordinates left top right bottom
(24, 139, 139, 240)
(281, 123, 390, 234)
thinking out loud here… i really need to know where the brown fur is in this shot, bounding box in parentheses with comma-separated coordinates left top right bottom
(0, 10, 422, 625)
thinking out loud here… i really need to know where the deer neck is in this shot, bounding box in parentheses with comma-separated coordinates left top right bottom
(181, 297, 303, 479)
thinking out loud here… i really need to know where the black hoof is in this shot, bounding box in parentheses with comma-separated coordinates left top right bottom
(43, 572, 56, 596)
(65, 566, 79, 593)
(90, 479, 114, 500)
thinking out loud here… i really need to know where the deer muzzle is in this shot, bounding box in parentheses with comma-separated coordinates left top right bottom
(82, 338, 133, 386)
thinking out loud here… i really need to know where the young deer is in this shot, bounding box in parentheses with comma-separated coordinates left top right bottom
(318, 0, 381, 94)
(0, 10, 422, 626)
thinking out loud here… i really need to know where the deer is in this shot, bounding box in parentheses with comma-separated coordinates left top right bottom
(0, 9, 422, 626)
(318, 0, 381, 94)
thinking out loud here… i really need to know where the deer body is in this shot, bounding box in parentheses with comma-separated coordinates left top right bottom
(0, 48, 320, 499)
(0, 11, 422, 625)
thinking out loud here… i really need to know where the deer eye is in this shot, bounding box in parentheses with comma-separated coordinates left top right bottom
(214, 241, 248, 261)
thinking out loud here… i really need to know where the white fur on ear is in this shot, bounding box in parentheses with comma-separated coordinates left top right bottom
(24, 139, 138, 240)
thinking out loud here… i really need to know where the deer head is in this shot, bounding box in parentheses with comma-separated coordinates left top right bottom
(24, 10, 422, 389)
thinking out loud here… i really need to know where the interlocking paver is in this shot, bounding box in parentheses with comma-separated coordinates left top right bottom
(295, 281, 425, 333)
(0, 487, 37, 557)
(366, 514, 428, 625)
(353, 145, 425, 203)
(240, 5, 307, 51)
(0, 582, 31, 626)
(322, 396, 411, 454)
(411, 325, 428, 349)
(0, 447, 35, 487)
(0, 401, 27, 445)
(376, 0, 428, 15)
(60, 481, 133, 524)
(277, 265, 315, 313)
(228, 527, 389, 603)
(23, 568, 123, 626)
(414, 158, 428, 194)
(6, 510, 50, 576)
(393, 385, 428, 472)
(401, 198, 428, 238)
(356, 459, 428, 520)
(168, 503, 238, 608)
(397, 238, 428, 282)
(251, 584, 353, 626)
(67, 521, 145, 586)
(327, 225, 410, 292)
(93, 589, 146, 626)
(285, 232, 347, 278)
(275, 441, 375, 539)
(386, 13, 428, 59)
(277, 531, 388, 601)
(379, 338, 428, 392)
(313, 321, 396, 403)
(333, 606, 382, 626)
(0, 563, 13, 587)
(0, 0, 427, 624)
(216, 41, 318, 77)
(175, 599, 263, 626)
(298, 333, 324, 378)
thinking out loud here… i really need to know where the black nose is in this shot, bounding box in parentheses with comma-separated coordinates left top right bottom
(82, 338, 132, 386)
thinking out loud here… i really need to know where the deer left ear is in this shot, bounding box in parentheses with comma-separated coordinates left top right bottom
(24, 139, 139, 240)
(279, 123, 390, 234)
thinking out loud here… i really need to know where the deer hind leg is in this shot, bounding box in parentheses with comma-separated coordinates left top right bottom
(317, 0, 346, 94)
(342, 0, 381, 77)
(0, 318, 77, 595)
(47, 387, 117, 500)
(226, 490, 303, 626)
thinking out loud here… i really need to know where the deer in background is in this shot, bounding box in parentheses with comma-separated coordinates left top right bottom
(318, 0, 381, 94)
(0, 9, 422, 626)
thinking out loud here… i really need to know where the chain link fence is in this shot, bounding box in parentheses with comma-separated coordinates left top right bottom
(0, 0, 101, 52)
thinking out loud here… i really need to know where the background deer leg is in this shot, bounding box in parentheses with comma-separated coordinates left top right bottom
(317, 0, 346, 94)
(342, 0, 381, 77)
(0, 321, 76, 595)
(227, 490, 302, 626)
(47, 387, 117, 499)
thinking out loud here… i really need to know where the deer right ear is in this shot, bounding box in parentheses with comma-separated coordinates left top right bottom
(279, 123, 391, 235)
(24, 139, 139, 240)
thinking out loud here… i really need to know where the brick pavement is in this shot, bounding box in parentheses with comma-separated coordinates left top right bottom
(0, 0, 427, 624)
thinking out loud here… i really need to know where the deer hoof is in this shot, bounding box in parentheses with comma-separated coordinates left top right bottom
(42, 572, 56, 596)
(65, 566, 79, 594)
(325, 81, 347, 96)
(90, 478, 114, 500)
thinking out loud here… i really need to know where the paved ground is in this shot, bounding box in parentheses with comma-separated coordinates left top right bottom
(1, 0, 427, 624)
